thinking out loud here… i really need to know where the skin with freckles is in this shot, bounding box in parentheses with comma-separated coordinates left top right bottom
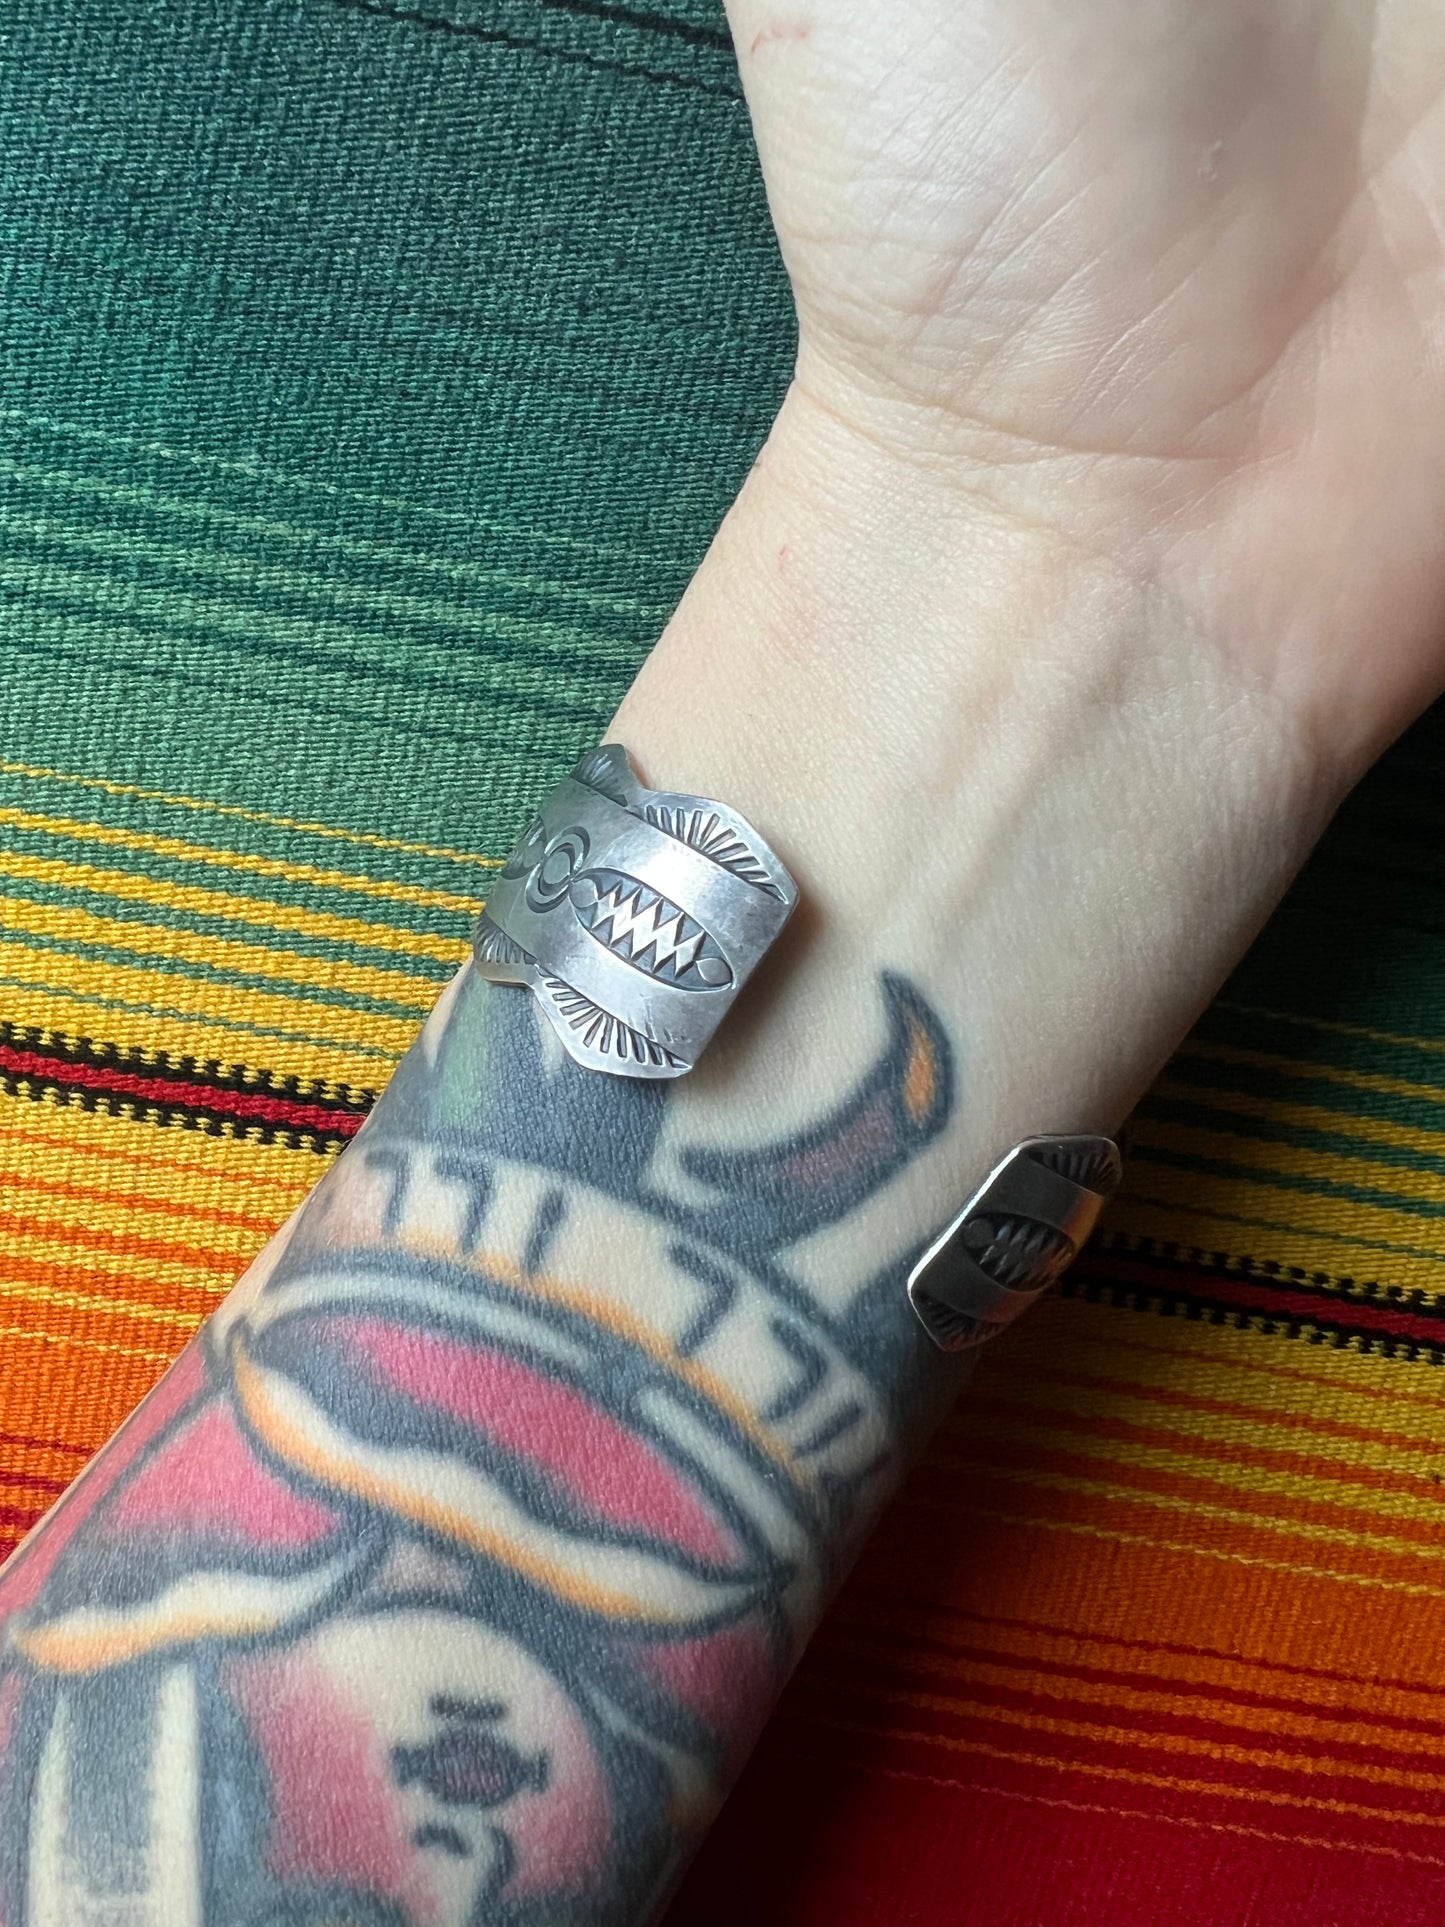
(8, 4, 1445, 1923)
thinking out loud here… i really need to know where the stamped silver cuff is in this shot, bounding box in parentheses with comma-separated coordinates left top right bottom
(907, 1134, 1123, 1351)
(473, 743, 798, 1078)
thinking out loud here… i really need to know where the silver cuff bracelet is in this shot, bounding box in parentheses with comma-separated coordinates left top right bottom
(476, 745, 1115, 1349)
(907, 1134, 1122, 1351)
(473, 743, 798, 1079)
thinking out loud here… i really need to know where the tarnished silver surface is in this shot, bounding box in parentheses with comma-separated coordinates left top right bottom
(907, 1134, 1122, 1351)
(473, 743, 798, 1078)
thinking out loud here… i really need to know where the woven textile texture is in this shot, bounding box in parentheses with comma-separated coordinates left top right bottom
(6, 5, 1445, 1922)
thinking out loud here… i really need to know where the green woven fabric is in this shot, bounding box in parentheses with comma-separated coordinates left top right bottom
(3, 0, 789, 853)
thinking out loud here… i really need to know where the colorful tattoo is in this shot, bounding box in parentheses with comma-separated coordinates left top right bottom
(0, 964, 954, 1925)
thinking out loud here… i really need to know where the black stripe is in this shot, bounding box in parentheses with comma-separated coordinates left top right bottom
(322, 0, 743, 99)
(1, 630, 610, 747)
(0, 1063, 357, 1155)
(533, 0, 732, 54)
(0, 1024, 376, 1113)
(1070, 1239, 1445, 1365)
(0, 547, 638, 702)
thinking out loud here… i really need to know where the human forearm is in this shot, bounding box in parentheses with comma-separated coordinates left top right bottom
(619, 381, 1335, 1175)
(0, 391, 1340, 1926)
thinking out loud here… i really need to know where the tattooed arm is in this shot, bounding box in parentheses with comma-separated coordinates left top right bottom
(8, 3, 1445, 1923)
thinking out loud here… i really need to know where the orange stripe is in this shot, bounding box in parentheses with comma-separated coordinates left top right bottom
(958, 1392, 1445, 1517)
(863, 1760, 1445, 1870)
(804, 1710, 1445, 1833)
(817, 1634, 1445, 1761)
(0, 1207, 242, 1283)
(0, 1248, 216, 1322)
(838, 1598, 1445, 1727)
(942, 1464, 1445, 1593)
(0, 1312, 177, 1368)
(863, 1500, 1445, 1691)
(984, 1348, 1445, 1456)
(0, 1115, 313, 1198)
(3, 1169, 281, 1238)
(859, 1682, 1445, 1799)
(0, 1330, 174, 1463)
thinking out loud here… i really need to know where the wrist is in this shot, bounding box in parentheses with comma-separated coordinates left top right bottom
(610, 383, 1335, 1167)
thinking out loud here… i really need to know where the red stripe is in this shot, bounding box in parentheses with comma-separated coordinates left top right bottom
(1080, 1254, 1445, 1346)
(0, 1427, 91, 1459)
(0, 1503, 49, 1533)
(675, 1735, 1445, 1924)
(0, 1042, 362, 1136)
(795, 1655, 1445, 1774)
(0, 1466, 67, 1500)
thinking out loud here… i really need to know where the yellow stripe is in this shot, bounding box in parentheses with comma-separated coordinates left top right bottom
(1038, 1291, 1434, 1406)
(1180, 1037, 1445, 1116)
(1111, 1166, 1445, 1281)
(1105, 1196, 1445, 1298)
(1153, 1071, 1445, 1163)
(2, 1208, 260, 1280)
(0, 974, 397, 1093)
(955, 1498, 1445, 1602)
(1135, 1112, 1445, 1219)
(0, 894, 440, 1012)
(1218, 998, 1445, 1063)
(0, 847, 470, 965)
(0, 803, 490, 910)
(983, 1322, 1445, 1442)
(0, 1135, 300, 1223)
(0, 1268, 208, 1334)
(0, 1081, 319, 1195)
(0, 939, 420, 1065)
(970, 1362, 1445, 1483)
(0, 1318, 175, 1366)
(945, 1454, 1445, 1570)
(941, 1407, 1445, 1534)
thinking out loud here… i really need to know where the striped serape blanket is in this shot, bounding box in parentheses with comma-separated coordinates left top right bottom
(5, 5, 1445, 1922)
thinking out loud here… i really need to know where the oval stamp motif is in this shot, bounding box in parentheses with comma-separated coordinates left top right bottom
(568, 867, 734, 989)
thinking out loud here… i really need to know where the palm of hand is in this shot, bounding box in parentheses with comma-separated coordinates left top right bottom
(728, 0, 1445, 779)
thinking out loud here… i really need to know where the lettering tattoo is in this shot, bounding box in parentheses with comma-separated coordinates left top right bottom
(0, 964, 955, 1926)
